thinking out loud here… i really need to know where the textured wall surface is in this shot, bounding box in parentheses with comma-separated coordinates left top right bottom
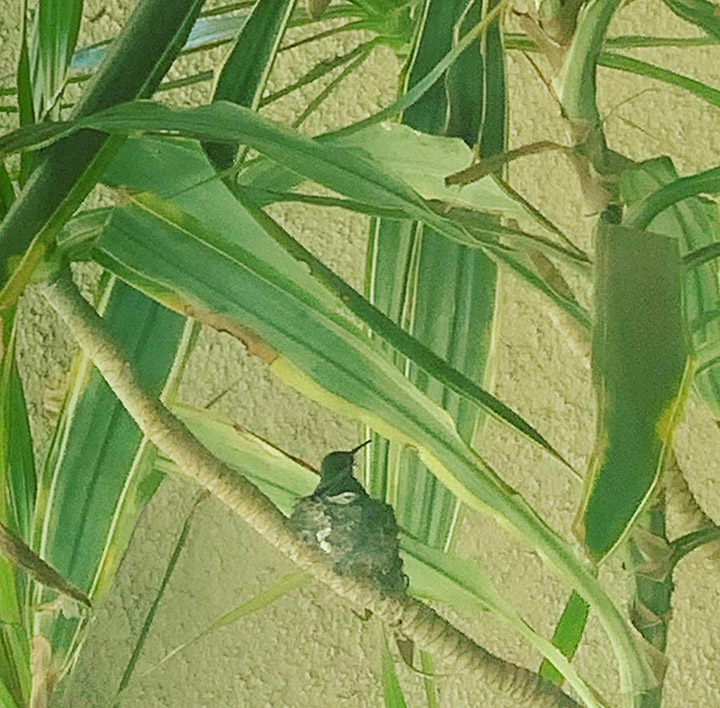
(3, 0, 720, 706)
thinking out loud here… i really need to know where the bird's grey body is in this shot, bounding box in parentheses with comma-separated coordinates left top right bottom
(288, 443, 406, 597)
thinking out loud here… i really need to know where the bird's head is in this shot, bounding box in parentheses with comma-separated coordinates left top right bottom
(316, 440, 371, 496)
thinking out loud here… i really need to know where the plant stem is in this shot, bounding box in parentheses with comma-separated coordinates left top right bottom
(40, 267, 582, 708)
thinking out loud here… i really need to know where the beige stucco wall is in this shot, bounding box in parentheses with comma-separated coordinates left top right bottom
(3, 0, 720, 706)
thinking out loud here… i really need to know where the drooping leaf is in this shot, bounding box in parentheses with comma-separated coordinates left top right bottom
(98, 134, 566, 462)
(598, 53, 720, 112)
(575, 220, 688, 561)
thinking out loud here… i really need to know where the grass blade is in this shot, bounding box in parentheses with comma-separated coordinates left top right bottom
(204, 0, 296, 169)
(114, 491, 208, 701)
(380, 627, 408, 708)
(598, 53, 720, 110)
(539, 591, 590, 685)
(117, 567, 309, 700)
(27, 0, 84, 119)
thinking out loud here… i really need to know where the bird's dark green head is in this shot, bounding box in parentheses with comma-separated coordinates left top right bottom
(316, 440, 371, 496)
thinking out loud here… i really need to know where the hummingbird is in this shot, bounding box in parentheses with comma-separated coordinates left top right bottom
(288, 440, 407, 598)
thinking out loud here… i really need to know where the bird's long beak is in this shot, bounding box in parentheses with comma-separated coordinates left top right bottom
(350, 439, 372, 455)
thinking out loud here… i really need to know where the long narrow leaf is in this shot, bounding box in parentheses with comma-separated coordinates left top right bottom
(96, 133, 568, 462)
(204, 0, 296, 168)
(235, 192, 565, 467)
(115, 491, 208, 700)
(28, 0, 84, 119)
(380, 627, 408, 708)
(0, 318, 33, 707)
(575, 221, 688, 561)
(369, 0, 502, 552)
(33, 280, 187, 672)
(598, 53, 720, 110)
(70, 14, 249, 72)
(662, 0, 720, 39)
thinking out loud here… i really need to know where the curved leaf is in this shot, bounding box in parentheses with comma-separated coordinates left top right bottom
(576, 221, 688, 561)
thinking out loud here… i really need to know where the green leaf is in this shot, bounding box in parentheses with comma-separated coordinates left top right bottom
(576, 221, 688, 562)
(0, 319, 36, 543)
(28, 0, 84, 119)
(539, 591, 590, 685)
(598, 53, 720, 112)
(33, 279, 187, 671)
(0, 0, 206, 307)
(115, 491, 209, 700)
(625, 163, 720, 232)
(0, 318, 32, 708)
(662, 0, 720, 40)
(558, 0, 623, 124)
(621, 158, 720, 421)
(238, 120, 580, 260)
(419, 650, 439, 708)
(100, 131, 568, 463)
(0, 163, 15, 220)
(70, 13, 249, 72)
(401, 0, 456, 133)
(204, 0, 296, 169)
(327, 0, 511, 138)
(380, 627, 408, 708)
(235, 192, 564, 471)
(162, 402, 318, 516)
(17, 0, 36, 187)
(127, 566, 309, 697)
(88, 183, 657, 697)
(447, 0, 506, 155)
(369, 0, 502, 550)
